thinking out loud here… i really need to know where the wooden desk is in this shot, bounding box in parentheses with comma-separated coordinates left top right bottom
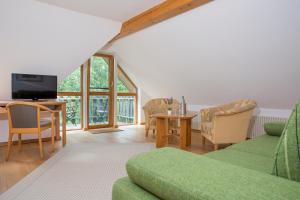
(151, 113, 197, 150)
(0, 100, 67, 146)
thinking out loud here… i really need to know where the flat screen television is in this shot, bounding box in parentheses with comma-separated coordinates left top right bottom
(12, 73, 57, 100)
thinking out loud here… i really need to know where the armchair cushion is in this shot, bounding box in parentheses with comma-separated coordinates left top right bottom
(264, 122, 285, 137)
(273, 101, 300, 182)
(214, 100, 257, 116)
(112, 177, 159, 200)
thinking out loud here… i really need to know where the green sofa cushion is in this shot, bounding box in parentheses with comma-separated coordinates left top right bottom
(126, 147, 300, 200)
(206, 149, 274, 173)
(264, 122, 286, 137)
(273, 102, 300, 182)
(112, 177, 160, 200)
(226, 134, 280, 158)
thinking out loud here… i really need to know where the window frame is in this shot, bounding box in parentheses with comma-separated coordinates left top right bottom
(87, 53, 115, 129)
(57, 65, 84, 130)
(117, 65, 138, 125)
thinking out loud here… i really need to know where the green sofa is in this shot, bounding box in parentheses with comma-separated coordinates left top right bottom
(112, 104, 300, 200)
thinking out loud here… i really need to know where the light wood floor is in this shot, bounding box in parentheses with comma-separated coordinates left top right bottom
(0, 125, 214, 193)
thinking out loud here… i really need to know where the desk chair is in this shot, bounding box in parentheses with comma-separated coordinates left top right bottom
(6, 102, 57, 160)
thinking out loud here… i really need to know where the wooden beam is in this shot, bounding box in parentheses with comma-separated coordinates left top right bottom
(107, 0, 212, 45)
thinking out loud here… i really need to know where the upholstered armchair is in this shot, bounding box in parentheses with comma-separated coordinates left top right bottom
(200, 99, 257, 150)
(143, 98, 180, 137)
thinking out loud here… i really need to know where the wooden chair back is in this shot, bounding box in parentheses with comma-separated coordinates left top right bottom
(6, 102, 53, 132)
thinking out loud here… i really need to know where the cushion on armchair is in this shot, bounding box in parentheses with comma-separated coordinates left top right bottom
(273, 101, 300, 182)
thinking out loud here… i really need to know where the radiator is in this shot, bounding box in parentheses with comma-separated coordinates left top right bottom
(192, 112, 288, 138)
(248, 115, 288, 138)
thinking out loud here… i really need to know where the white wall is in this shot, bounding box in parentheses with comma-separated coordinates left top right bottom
(0, 0, 121, 99)
(0, 0, 121, 142)
(110, 0, 300, 115)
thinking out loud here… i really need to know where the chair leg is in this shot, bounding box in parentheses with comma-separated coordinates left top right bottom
(214, 144, 219, 151)
(51, 122, 55, 152)
(38, 132, 44, 159)
(145, 128, 149, 137)
(6, 132, 13, 161)
(201, 135, 206, 147)
(18, 134, 22, 150)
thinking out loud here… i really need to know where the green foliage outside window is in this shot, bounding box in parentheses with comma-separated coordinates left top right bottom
(117, 79, 130, 92)
(90, 56, 109, 92)
(58, 67, 81, 92)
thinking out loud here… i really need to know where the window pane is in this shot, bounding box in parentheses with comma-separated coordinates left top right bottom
(89, 96, 109, 125)
(58, 96, 81, 130)
(117, 67, 137, 93)
(117, 96, 135, 125)
(90, 56, 109, 92)
(117, 80, 130, 93)
(58, 67, 81, 92)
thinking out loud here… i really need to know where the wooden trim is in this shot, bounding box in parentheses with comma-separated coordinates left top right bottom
(93, 53, 114, 59)
(135, 89, 138, 124)
(117, 93, 137, 97)
(57, 92, 82, 96)
(108, 0, 212, 43)
(80, 65, 84, 129)
(89, 92, 110, 96)
(110, 58, 115, 127)
(87, 54, 115, 129)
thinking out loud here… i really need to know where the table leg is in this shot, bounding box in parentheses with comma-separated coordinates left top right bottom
(180, 119, 192, 149)
(62, 104, 67, 146)
(156, 118, 168, 148)
(186, 119, 192, 146)
(55, 112, 60, 140)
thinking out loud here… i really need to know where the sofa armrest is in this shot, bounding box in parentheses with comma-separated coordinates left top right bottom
(126, 148, 300, 200)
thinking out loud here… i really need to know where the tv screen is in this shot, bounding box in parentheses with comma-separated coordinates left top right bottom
(12, 73, 57, 100)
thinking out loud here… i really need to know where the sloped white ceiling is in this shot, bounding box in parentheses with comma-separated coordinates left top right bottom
(0, 0, 121, 99)
(36, 0, 164, 22)
(110, 0, 300, 109)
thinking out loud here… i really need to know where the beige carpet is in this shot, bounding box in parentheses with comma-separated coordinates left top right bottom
(0, 142, 154, 200)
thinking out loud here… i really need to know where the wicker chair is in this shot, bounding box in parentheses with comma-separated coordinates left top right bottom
(200, 99, 257, 150)
(143, 98, 180, 137)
